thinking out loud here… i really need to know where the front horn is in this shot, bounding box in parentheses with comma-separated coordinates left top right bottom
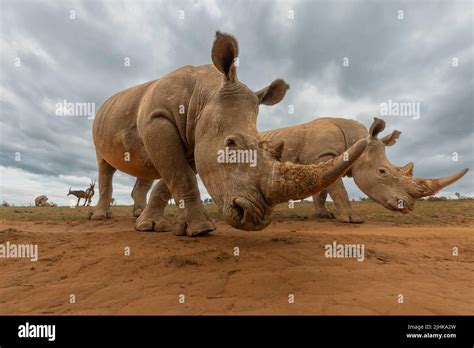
(406, 168, 469, 198)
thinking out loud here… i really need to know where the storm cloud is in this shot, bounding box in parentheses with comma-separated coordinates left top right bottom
(0, 0, 472, 206)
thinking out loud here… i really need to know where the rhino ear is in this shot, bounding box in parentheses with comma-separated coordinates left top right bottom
(381, 130, 401, 146)
(211, 31, 239, 82)
(255, 79, 289, 106)
(369, 117, 386, 138)
(259, 139, 285, 160)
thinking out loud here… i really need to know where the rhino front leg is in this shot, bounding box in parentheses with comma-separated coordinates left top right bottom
(90, 155, 116, 220)
(131, 178, 154, 217)
(135, 180, 174, 232)
(313, 191, 335, 219)
(140, 116, 215, 236)
(327, 179, 364, 223)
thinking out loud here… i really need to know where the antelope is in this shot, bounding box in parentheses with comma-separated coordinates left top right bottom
(67, 179, 96, 207)
(85, 179, 96, 206)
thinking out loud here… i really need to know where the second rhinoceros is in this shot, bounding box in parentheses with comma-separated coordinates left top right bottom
(34, 195, 49, 207)
(261, 117, 468, 222)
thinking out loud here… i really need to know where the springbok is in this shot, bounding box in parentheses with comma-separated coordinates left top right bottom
(85, 179, 96, 206)
(67, 179, 96, 207)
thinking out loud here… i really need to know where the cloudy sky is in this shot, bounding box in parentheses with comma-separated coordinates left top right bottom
(1, 0, 472, 206)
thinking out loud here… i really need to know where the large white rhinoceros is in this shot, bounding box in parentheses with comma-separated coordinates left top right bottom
(91, 32, 367, 236)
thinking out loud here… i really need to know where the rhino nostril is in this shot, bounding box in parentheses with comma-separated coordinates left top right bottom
(232, 202, 244, 219)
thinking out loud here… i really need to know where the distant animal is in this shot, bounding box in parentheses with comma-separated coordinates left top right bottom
(90, 31, 367, 236)
(85, 179, 96, 206)
(67, 179, 96, 207)
(34, 195, 49, 207)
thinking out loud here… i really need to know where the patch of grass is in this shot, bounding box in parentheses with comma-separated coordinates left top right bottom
(271, 237, 295, 244)
(0, 200, 472, 226)
(215, 251, 231, 263)
(272, 200, 474, 226)
(167, 255, 200, 267)
(0, 206, 97, 221)
(0, 204, 224, 222)
(0, 227, 18, 234)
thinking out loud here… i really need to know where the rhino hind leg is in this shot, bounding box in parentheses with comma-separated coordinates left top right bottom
(327, 179, 364, 224)
(135, 180, 174, 232)
(139, 116, 215, 237)
(132, 178, 154, 217)
(90, 155, 116, 220)
(312, 191, 335, 219)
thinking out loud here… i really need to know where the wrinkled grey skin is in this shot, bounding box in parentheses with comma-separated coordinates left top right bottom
(90, 32, 367, 236)
(131, 117, 468, 224)
(35, 195, 48, 207)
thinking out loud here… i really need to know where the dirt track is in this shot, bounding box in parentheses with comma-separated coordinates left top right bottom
(0, 212, 472, 315)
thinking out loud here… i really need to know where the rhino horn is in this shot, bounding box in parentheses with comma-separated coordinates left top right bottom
(398, 162, 414, 176)
(406, 168, 469, 198)
(266, 139, 368, 204)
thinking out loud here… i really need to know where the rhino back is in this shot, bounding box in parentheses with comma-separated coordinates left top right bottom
(92, 65, 221, 179)
(328, 118, 368, 148)
(92, 80, 159, 177)
(261, 117, 368, 164)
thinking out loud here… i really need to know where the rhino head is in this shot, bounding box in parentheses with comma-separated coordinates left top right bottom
(195, 32, 368, 230)
(352, 118, 468, 213)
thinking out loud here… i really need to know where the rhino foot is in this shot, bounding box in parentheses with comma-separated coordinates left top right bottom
(133, 208, 144, 217)
(335, 212, 364, 224)
(174, 219, 216, 237)
(135, 215, 173, 232)
(90, 210, 112, 220)
(314, 210, 335, 219)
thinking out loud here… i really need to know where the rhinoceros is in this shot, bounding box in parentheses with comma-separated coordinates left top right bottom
(130, 117, 468, 224)
(34, 195, 49, 207)
(91, 32, 367, 236)
(261, 117, 468, 222)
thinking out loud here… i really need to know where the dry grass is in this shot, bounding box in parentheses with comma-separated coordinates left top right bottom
(272, 199, 474, 226)
(215, 251, 232, 262)
(0, 200, 472, 226)
(167, 255, 200, 267)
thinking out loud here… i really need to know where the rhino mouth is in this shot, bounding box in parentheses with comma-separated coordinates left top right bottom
(227, 197, 271, 230)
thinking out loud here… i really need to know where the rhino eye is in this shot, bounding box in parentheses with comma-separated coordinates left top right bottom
(225, 137, 237, 147)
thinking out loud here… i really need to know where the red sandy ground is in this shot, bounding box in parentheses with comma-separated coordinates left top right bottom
(0, 214, 472, 315)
